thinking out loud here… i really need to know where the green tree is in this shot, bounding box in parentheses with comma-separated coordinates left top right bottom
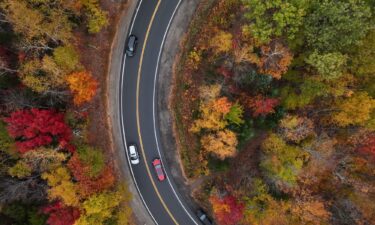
(82, 0, 109, 33)
(242, 179, 291, 225)
(225, 103, 244, 125)
(77, 145, 105, 178)
(0, 121, 15, 153)
(234, 70, 273, 93)
(304, 0, 372, 52)
(305, 51, 347, 80)
(281, 73, 354, 110)
(281, 78, 327, 110)
(351, 30, 375, 97)
(2, 202, 47, 225)
(53, 45, 80, 73)
(242, 0, 307, 43)
(0, 121, 16, 176)
(260, 133, 306, 185)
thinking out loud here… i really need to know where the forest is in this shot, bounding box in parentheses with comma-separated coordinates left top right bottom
(0, 0, 131, 224)
(173, 0, 375, 224)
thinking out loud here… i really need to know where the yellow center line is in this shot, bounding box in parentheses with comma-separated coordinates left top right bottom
(136, 0, 179, 224)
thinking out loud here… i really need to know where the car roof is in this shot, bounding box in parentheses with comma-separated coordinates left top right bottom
(129, 145, 136, 154)
(128, 35, 136, 46)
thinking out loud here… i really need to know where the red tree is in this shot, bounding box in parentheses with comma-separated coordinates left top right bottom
(357, 135, 375, 160)
(210, 194, 244, 225)
(217, 66, 234, 79)
(247, 95, 279, 117)
(4, 109, 73, 153)
(42, 202, 80, 225)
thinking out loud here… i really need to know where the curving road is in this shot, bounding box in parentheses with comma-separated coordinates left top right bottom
(119, 0, 201, 224)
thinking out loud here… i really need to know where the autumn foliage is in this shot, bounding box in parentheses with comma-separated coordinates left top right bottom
(357, 134, 375, 160)
(259, 41, 292, 79)
(67, 153, 115, 197)
(4, 109, 73, 153)
(201, 129, 238, 160)
(42, 202, 80, 225)
(66, 71, 98, 106)
(210, 194, 244, 225)
(174, 0, 375, 224)
(0, 0, 130, 224)
(246, 95, 279, 117)
(213, 97, 233, 114)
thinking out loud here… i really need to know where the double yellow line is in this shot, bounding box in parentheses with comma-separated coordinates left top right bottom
(135, 0, 179, 224)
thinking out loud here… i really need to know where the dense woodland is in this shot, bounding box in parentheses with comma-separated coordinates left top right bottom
(173, 0, 375, 224)
(0, 0, 131, 224)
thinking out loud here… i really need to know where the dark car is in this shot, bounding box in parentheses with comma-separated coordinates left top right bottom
(126, 34, 138, 57)
(197, 210, 213, 225)
(152, 158, 165, 181)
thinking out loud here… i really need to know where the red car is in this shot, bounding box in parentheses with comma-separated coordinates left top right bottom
(152, 158, 165, 181)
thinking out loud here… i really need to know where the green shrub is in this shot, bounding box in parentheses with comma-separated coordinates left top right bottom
(77, 145, 105, 177)
(2, 202, 47, 225)
(82, 0, 109, 33)
(53, 45, 80, 73)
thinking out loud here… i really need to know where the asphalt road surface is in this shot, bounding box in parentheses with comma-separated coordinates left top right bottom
(119, 0, 201, 224)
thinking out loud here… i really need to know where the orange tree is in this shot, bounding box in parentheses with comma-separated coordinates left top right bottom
(65, 71, 98, 106)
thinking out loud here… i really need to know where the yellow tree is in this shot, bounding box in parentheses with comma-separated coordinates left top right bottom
(242, 179, 291, 225)
(201, 129, 238, 160)
(191, 85, 234, 132)
(233, 44, 259, 65)
(190, 101, 228, 133)
(75, 189, 124, 225)
(332, 91, 375, 127)
(81, 0, 109, 33)
(291, 198, 331, 225)
(20, 56, 69, 93)
(1, 0, 72, 45)
(209, 30, 233, 55)
(42, 167, 80, 207)
(22, 148, 67, 173)
(66, 71, 98, 105)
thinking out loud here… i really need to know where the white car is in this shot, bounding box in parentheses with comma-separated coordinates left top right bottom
(128, 144, 140, 165)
